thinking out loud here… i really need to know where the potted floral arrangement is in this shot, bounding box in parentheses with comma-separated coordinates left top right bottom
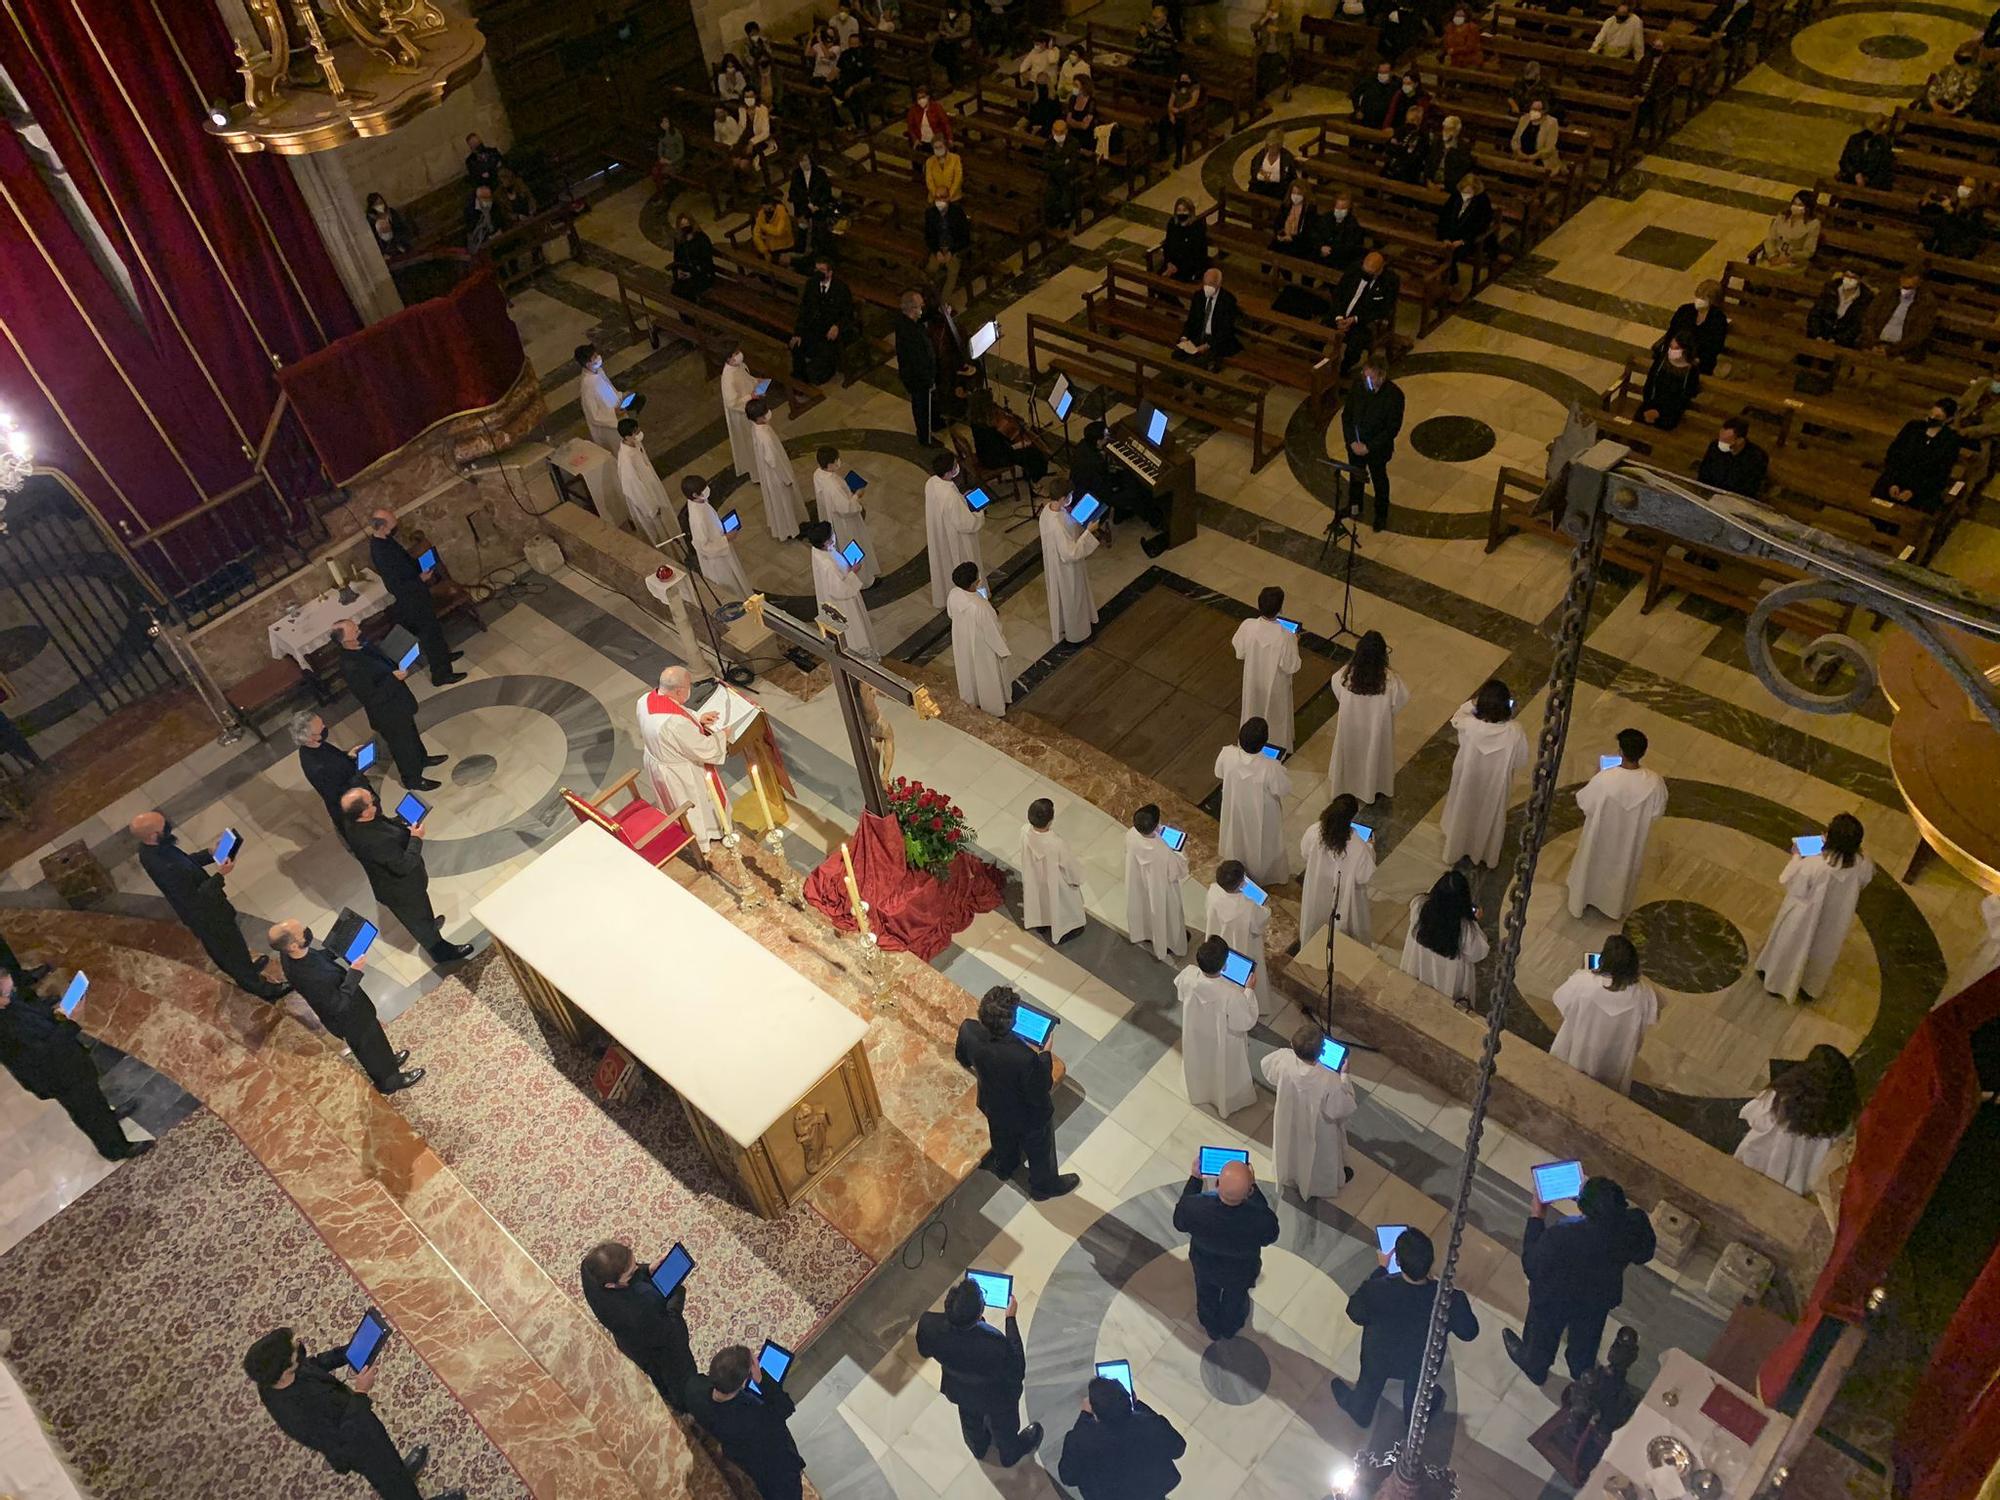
(886, 776, 970, 875)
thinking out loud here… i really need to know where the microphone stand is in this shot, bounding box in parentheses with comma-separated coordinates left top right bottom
(661, 524, 755, 688)
(1318, 456, 1365, 643)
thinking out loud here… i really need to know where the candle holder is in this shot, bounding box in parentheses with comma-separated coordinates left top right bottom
(854, 922, 896, 1006)
(735, 840, 767, 911)
(763, 825, 803, 907)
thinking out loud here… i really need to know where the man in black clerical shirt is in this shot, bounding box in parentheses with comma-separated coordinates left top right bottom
(955, 985, 1080, 1200)
(580, 1240, 697, 1411)
(1331, 1226, 1479, 1426)
(1172, 1156, 1279, 1341)
(244, 1326, 464, 1500)
(334, 617, 444, 791)
(367, 509, 464, 689)
(130, 809, 289, 1000)
(1695, 415, 1769, 498)
(792, 256, 856, 385)
(340, 788, 473, 968)
(686, 1344, 807, 1500)
(293, 709, 370, 828)
(1058, 1374, 1186, 1500)
(0, 969, 148, 1160)
(271, 918, 422, 1094)
(916, 1276, 1044, 1465)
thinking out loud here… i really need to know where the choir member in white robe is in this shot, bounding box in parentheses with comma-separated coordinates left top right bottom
(1178, 936, 1259, 1115)
(1441, 680, 1530, 867)
(1754, 813, 1872, 1002)
(1399, 870, 1488, 1003)
(1124, 803, 1189, 961)
(680, 475, 754, 599)
(614, 420, 672, 546)
(805, 521, 878, 658)
(1568, 729, 1669, 921)
(1328, 631, 1408, 804)
(813, 448, 878, 586)
(1020, 797, 1086, 942)
(1232, 587, 1303, 751)
(925, 456, 986, 606)
(1260, 1022, 1359, 1200)
(719, 349, 760, 480)
(746, 399, 804, 538)
(1297, 794, 1376, 948)
(946, 562, 1012, 716)
(1732, 1046, 1858, 1194)
(576, 343, 628, 452)
(1204, 860, 1273, 1017)
(1039, 495, 1101, 645)
(1547, 936, 1657, 1093)
(1214, 718, 1292, 885)
(636, 666, 729, 843)
(1945, 893, 2000, 1001)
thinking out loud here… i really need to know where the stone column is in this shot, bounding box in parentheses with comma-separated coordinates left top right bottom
(287, 152, 403, 326)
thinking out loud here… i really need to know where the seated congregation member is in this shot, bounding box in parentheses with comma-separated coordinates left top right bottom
(789, 149, 837, 257)
(1955, 371, 2000, 488)
(916, 1277, 1043, 1466)
(1510, 97, 1562, 172)
(1135, 4, 1180, 72)
(686, 1346, 807, 1500)
(1433, 115, 1477, 194)
(924, 139, 964, 203)
(833, 42, 875, 129)
(1043, 119, 1083, 232)
(1162, 197, 1209, 281)
(1271, 183, 1318, 257)
(1436, 173, 1494, 290)
(954, 985, 1080, 1198)
(1059, 1375, 1186, 1500)
(969, 391, 1052, 490)
(1863, 268, 1937, 359)
(1806, 269, 1871, 346)
(1696, 415, 1769, 497)
(1548, 935, 1659, 1093)
(1760, 189, 1820, 269)
(933, 3, 974, 85)
(925, 191, 973, 305)
(1381, 104, 1438, 184)
(1329, 251, 1400, 372)
(1504, 1177, 1656, 1387)
(1836, 114, 1895, 188)
(1442, 678, 1529, 867)
(1247, 127, 1296, 198)
(1755, 812, 1871, 1003)
(672, 214, 716, 299)
(1588, 0, 1645, 57)
(1441, 4, 1485, 68)
(1874, 398, 1961, 513)
(751, 193, 796, 261)
(1664, 280, 1728, 374)
(1179, 268, 1242, 364)
(1734, 1045, 1859, 1193)
(1261, 1021, 1359, 1201)
(580, 1241, 696, 1411)
(1568, 727, 1668, 921)
(1400, 868, 1488, 1003)
(1638, 335, 1701, 429)
(1332, 1228, 1478, 1425)
(1351, 60, 1398, 130)
(1317, 192, 1366, 276)
(1921, 178, 1988, 259)
(906, 86, 953, 149)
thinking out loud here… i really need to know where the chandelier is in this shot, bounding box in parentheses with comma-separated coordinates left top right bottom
(0, 408, 29, 496)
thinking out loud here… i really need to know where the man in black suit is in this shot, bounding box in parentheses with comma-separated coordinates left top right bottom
(1436, 174, 1494, 292)
(1331, 1227, 1479, 1426)
(1177, 268, 1241, 365)
(339, 788, 473, 968)
(1341, 356, 1405, 531)
(792, 255, 855, 385)
(954, 985, 1080, 1201)
(293, 710, 369, 828)
(1330, 250, 1401, 372)
(463, 132, 504, 189)
(1505, 1176, 1657, 1385)
(579, 1240, 696, 1411)
(270, 918, 423, 1095)
(686, 1345, 807, 1500)
(915, 1276, 1044, 1465)
(130, 809, 290, 1000)
(0, 969, 149, 1160)
(244, 1327, 464, 1500)
(1695, 415, 1770, 498)
(895, 290, 939, 445)
(1172, 1156, 1279, 1341)
(367, 509, 464, 689)
(788, 148, 836, 260)
(1057, 1374, 1187, 1500)
(1316, 193, 1366, 276)
(334, 617, 443, 791)
(925, 194, 974, 306)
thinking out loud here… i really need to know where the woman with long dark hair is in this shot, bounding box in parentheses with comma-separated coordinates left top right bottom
(1755, 812, 1871, 1003)
(1734, 1044, 1859, 1193)
(1299, 794, 1377, 948)
(1441, 679, 1529, 867)
(1329, 629, 1409, 803)
(1548, 934, 1658, 1093)
(1399, 868, 1488, 1002)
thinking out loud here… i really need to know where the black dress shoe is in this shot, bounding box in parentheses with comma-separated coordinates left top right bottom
(112, 1139, 156, 1160)
(432, 671, 468, 686)
(1002, 1423, 1043, 1466)
(386, 1067, 427, 1094)
(403, 1445, 430, 1477)
(20, 963, 51, 986)
(1502, 1328, 1546, 1385)
(393, 1049, 411, 1069)
(1141, 534, 1169, 558)
(431, 942, 474, 965)
(1029, 1172, 1080, 1201)
(259, 984, 294, 1003)
(407, 778, 442, 791)
(448, 650, 466, 661)
(423, 753, 448, 766)
(1330, 1375, 1358, 1421)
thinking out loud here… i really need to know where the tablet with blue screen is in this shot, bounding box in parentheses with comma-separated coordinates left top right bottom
(1010, 1003, 1057, 1046)
(754, 377, 772, 397)
(1531, 1158, 1584, 1205)
(395, 792, 429, 826)
(650, 1242, 695, 1297)
(845, 469, 866, 492)
(345, 1308, 389, 1369)
(1094, 1359, 1134, 1397)
(1598, 754, 1621, 772)
(398, 641, 422, 672)
(1198, 1145, 1250, 1177)
(1160, 825, 1187, 851)
(213, 828, 240, 865)
(1352, 823, 1373, 842)
(1316, 1036, 1349, 1073)
(1793, 834, 1825, 858)
(1259, 744, 1283, 760)
(964, 486, 993, 512)
(1276, 616, 1301, 633)
(753, 1338, 794, 1392)
(355, 740, 377, 772)
(1220, 948, 1255, 986)
(1376, 1224, 1408, 1275)
(1239, 876, 1267, 906)
(58, 972, 88, 1017)
(1585, 950, 1603, 973)
(1068, 492, 1103, 527)
(721, 510, 742, 535)
(967, 1269, 1013, 1308)
(343, 920, 380, 965)
(839, 540, 866, 569)
(417, 548, 438, 573)
(1144, 407, 1169, 446)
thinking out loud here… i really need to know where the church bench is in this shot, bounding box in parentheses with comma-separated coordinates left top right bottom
(1426, 57, 1642, 181)
(1081, 20, 1268, 132)
(862, 134, 1062, 253)
(1491, 5, 1720, 98)
(1286, 159, 1484, 323)
(705, 236, 895, 378)
(1085, 260, 1347, 412)
(1890, 104, 2000, 165)
(1294, 15, 1379, 95)
(1310, 117, 1557, 251)
(1476, 39, 1651, 166)
(1024, 314, 1283, 469)
(1486, 464, 1668, 576)
(1812, 224, 2000, 322)
(963, 79, 1151, 198)
(223, 657, 328, 742)
(611, 264, 824, 414)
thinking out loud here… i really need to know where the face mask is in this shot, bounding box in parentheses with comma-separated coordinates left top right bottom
(1715, 439, 1733, 454)
(1959, 185, 1974, 199)
(698, 488, 712, 503)
(1693, 297, 1709, 311)
(1901, 287, 1916, 299)
(1291, 193, 1304, 204)
(1529, 108, 1544, 121)
(1840, 276, 1858, 292)
(1377, 72, 1391, 84)
(302, 928, 315, 947)
(1455, 12, 1466, 21)
(728, 353, 744, 366)
(1988, 379, 2000, 393)
(1790, 205, 1805, 217)
(1332, 207, 1348, 220)
(1462, 190, 1474, 201)
(935, 200, 949, 211)
(1668, 348, 1686, 364)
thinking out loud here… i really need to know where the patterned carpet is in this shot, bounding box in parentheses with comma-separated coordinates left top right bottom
(388, 955, 877, 1357)
(0, 1109, 529, 1500)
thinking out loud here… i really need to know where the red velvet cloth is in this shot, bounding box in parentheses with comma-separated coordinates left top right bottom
(277, 268, 527, 484)
(804, 812, 1005, 961)
(0, 1, 357, 533)
(1756, 968, 2000, 1498)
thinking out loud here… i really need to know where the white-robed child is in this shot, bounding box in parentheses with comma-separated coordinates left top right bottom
(719, 347, 759, 479)
(1232, 585, 1303, 752)
(1260, 1021, 1359, 1200)
(946, 560, 1012, 717)
(1399, 868, 1489, 1004)
(680, 472, 753, 599)
(1754, 813, 1872, 1003)
(1441, 678, 1530, 868)
(813, 446, 879, 586)
(1020, 796, 1086, 943)
(1214, 715, 1291, 886)
(1204, 859, 1272, 1017)
(805, 519, 878, 658)
(744, 395, 804, 539)
(1177, 934, 1259, 1116)
(1298, 793, 1376, 949)
(1568, 727, 1669, 921)
(1124, 802, 1189, 962)
(1734, 1045, 1859, 1194)
(1548, 934, 1659, 1093)
(1328, 629, 1408, 804)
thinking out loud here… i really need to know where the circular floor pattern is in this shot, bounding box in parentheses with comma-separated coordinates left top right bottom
(1859, 32, 1929, 57)
(1408, 415, 1498, 464)
(1202, 1337, 1272, 1404)
(1622, 898, 1751, 995)
(450, 753, 500, 788)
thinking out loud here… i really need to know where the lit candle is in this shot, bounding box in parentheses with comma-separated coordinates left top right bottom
(749, 761, 775, 829)
(839, 841, 871, 936)
(707, 772, 732, 835)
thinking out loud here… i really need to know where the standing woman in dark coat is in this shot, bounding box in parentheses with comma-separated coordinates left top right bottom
(1638, 335, 1701, 429)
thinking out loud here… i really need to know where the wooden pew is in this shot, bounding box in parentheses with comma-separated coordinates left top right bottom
(1310, 116, 1560, 253)
(964, 76, 1151, 199)
(1492, 4, 1720, 99)
(1891, 103, 2000, 164)
(1082, 19, 1268, 132)
(611, 262, 823, 415)
(1717, 258, 2000, 388)
(1426, 62, 1610, 191)
(1294, 14, 1379, 95)
(1281, 163, 1463, 331)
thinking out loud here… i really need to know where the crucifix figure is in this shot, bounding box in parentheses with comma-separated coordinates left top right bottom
(740, 593, 940, 817)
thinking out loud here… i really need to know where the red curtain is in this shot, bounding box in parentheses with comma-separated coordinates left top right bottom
(277, 267, 526, 485)
(0, 0, 357, 539)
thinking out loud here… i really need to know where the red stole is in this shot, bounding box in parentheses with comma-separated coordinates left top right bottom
(645, 692, 727, 808)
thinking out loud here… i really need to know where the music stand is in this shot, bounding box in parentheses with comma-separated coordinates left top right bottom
(1318, 457, 1365, 642)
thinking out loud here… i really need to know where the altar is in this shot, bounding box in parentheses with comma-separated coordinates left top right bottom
(472, 822, 879, 1217)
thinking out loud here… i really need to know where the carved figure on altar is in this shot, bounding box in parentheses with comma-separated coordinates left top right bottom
(793, 1100, 832, 1173)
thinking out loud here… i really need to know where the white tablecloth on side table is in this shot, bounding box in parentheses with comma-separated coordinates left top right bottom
(1585, 1347, 1792, 1499)
(269, 576, 391, 666)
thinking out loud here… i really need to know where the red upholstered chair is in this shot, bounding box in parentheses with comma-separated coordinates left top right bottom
(561, 772, 707, 873)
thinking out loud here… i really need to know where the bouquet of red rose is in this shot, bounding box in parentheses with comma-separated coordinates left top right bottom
(885, 776, 971, 875)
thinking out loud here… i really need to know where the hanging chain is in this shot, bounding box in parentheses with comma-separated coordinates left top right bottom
(1393, 500, 1609, 1482)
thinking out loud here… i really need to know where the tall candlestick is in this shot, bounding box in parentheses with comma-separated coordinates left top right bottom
(707, 772, 732, 836)
(749, 761, 775, 829)
(839, 841, 871, 936)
